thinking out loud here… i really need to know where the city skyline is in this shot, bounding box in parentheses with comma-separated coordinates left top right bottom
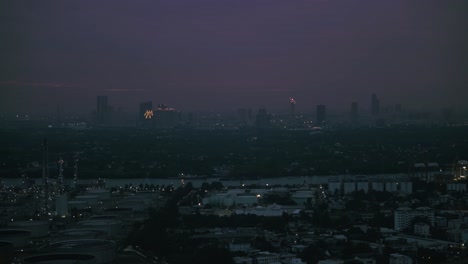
(1, 2, 468, 262)
(1, 1, 467, 114)
(0, 92, 464, 117)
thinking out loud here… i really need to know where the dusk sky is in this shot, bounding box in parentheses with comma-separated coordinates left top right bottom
(1, 0, 467, 114)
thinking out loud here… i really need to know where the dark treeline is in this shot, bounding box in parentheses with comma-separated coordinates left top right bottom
(1, 126, 467, 179)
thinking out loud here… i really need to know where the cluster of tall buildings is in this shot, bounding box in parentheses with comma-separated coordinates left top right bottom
(93, 96, 179, 128)
(285, 93, 402, 127)
(94, 95, 130, 126)
(255, 94, 385, 128)
(237, 108, 254, 125)
(92, 93, 404, 128)
(138, 101, 179, 128)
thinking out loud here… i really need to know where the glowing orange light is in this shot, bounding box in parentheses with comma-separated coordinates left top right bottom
(144, 110, 154, 119)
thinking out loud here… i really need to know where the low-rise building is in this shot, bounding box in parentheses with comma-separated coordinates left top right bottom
(234, 204, 286, 217)
(447, 183, 467, 192)
(317, 259, 344, 264)
(354, 255, 377, 264)
(389, 253, 412, 264)
(414, 222, 430, 237)
(229, 240, 252, 252)
(252, 252, 280, 264)
(394, 207, 434, 231)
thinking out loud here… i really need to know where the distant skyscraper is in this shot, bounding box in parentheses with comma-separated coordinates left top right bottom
(395, 104, 402, 113)
(187, 112, 195, 126)
(255, 108, 271, 128)
(154, 104, 178, 128)
(316, 104, 326, 124)
(238, 108, 247, 124)
(371, 94, 380, 116)
(139, 101, 153, 123)
(289, 98, 297, 127)
(96, 96, 108, 124)
(351, 102, 358, 124)
(289, 98, 296, 116)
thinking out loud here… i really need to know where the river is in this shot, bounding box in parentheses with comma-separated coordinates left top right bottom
(2, 173, 410, 188)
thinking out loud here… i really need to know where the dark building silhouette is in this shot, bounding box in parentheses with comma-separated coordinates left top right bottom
(255, 108, 271, 128)
(316, 104, 326, 124)
(154, 104, 178, 128)
(351, 102, 358, 124)
(238, 108, 247, 125)
(289, 98, 297, 127)
(289, 98, 296, 116)
(96, 96, 108, 124)
(371, 93, 380, 116)
(395, 104, 402, 113)
(187, 112, 195, 126)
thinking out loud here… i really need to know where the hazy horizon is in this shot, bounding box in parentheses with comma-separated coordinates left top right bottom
(1, 0, 467, 115)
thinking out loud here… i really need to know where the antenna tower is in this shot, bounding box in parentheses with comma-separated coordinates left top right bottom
(73, 153, 79, 187)
(58, 157, 64, 195)
(42, 138, 50, 216)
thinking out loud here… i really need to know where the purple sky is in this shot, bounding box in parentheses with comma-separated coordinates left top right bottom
(1, 0, 467, 114)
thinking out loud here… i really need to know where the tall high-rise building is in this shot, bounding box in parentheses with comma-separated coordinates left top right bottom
(371, 94, 380, 116)
(316, 104, 326, 124)
(395, 104, 402, 113)
(154, 104, 178, 128)
(351, 102, 358, 124)
(96, 96, 108, 124)
(237, 108, 247, 124)
(187, 112, 195, 126)
(289, 98, 296, 116)
(255, 108, 271, 128)
(139, 101, 153, 123)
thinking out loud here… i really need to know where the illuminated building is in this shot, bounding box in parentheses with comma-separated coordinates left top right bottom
(139, 101, 153, 125)
(454, 160, 468, 180)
